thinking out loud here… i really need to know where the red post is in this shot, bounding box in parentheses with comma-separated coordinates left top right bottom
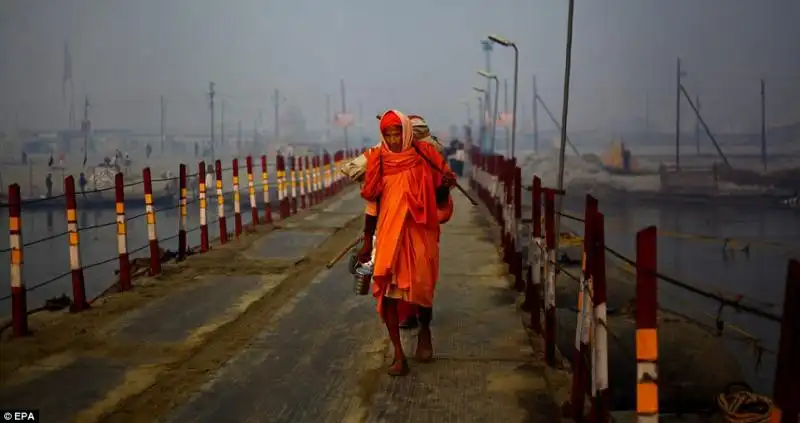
(304, 155, 312, 207)
(232, 158, 242, 238)
(214, 160, 228, 244)
(261, 155, 272, 223)
(115, 173, 131, 291)
(308, 156, 319, 206)
(178, 164, 188, 260)
(544, 189, 557, 366)
(513, 164, 524, 292)
(635, 226, 659, 421)
(332, 151, 339, 194)
(590, 211, 610, 423)
(277, 154, 290, 219)
(246, 156, 259, 226)
(773, 259, 800, 423)
(298, 155, 307, 209)
(570, 194, 598, 421)
(142, 167, 162, 275)
(289, 155, 298, 214)
(526, 175, 543, 333)
(324, 153, 332, 198)
(64, 175, 89, 311)
(7, 183, 29, 336)
(198, 161, 210, 252)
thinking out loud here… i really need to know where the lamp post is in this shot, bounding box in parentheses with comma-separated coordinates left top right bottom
(474, 87, 487, 153)
(461, 101, 472, 127)
(488, 34, 519, 158)
(478, 71, 500, 154)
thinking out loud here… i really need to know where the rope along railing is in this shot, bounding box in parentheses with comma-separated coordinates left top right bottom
(2, 149, 364, 336)
(468, 150, 799, 423)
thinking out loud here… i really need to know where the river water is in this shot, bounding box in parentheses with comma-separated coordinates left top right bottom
(515, 167, 799, 397)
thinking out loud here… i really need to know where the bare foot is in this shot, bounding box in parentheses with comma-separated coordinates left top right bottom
(388, 357, 409, 376)
(415, 329, 434, 362)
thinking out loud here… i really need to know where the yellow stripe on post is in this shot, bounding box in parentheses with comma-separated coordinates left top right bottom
(9, 216, 20, 231)
(636, 328, 659, 361)
(636, 382, 659, 414)
(67, 209, 77, 222)
(116, 203, 124, 214)
(69, 232, 79, 246)
(145, 193, 153, 204)
(117, 222, 126, 235)
(147, 213, 155, 225)
(10, 249, 22, 265)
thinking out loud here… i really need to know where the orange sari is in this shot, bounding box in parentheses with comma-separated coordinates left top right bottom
(361, 110, 453, 314)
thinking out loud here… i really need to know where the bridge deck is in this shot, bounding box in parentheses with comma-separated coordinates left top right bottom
(0, 185, 557, 423)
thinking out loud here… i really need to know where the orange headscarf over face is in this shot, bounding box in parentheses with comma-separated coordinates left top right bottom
(361, 110, 441, 226)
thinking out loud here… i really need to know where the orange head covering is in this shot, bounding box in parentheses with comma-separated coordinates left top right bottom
(378, 110, 414, 152)
(380, 111, 402, 132)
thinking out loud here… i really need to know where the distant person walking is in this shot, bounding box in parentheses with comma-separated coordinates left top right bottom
(45, 173, 53, 197)
(79, 172, 88, 197)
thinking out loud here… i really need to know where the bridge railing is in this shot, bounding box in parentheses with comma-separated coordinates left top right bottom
(1, 149, 365, 337)
(468, 149, 799, 423)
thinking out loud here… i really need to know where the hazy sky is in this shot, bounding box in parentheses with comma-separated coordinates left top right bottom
(1, 0, 798, 134)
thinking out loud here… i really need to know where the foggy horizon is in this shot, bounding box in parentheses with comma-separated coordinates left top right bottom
(1, 0, 798, 136)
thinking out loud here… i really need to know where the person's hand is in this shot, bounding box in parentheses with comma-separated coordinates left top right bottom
(441, 172, 457, 188)
(357, 236, 373, 263)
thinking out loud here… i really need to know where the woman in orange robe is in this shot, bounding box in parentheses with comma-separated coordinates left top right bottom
(359, 109, 456, 376)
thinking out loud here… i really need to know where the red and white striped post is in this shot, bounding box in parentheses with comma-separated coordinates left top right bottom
(526, 175, 543, 333)
(246, 156, 259, 226)
(513, 164, 524, 292)
(315, 156, 323, 203)
(232, 158, 242, 238)
(197, 161, 209, 252)
(544, 189, 557, 366)
(261, 155, 272, 223)
(215, 160, 228, 244)
(312, 156, 320, 205)
(142, 168, 162, 276)
(635, 226, 659, 423)
(305, 156, 312, 207)
(178, 164, 188, 260)
(502, 159, 509, 258)
(298, 155, 307, 209)
(308, 156, 316, 206)
(7, 183, 29, 336)
(590, 211, 610, 423)
(115, 173, 131, 291)
(289, 155, 298, 215)
(277, 154, 290, 219)
(332, 151, 340, 194)
(570, 194, 598, 420)
(323, 153, 332, 198)
(64, 175, 89, 311)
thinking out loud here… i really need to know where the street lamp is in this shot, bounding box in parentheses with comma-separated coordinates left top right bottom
(473, 87, 487, 152)
(478, 71, 500, 153)
(487, 34, 519, 159)
(461, 101, 472, 127)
